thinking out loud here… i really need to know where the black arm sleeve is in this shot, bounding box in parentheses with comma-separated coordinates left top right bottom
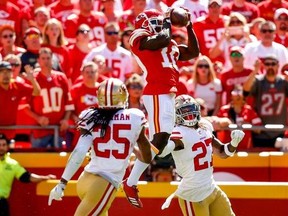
(139, 18, 172, 51)
(19, 172, 31, 183)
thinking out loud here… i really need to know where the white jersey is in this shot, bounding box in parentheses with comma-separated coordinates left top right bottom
(187, 79, 222, 111)
(78, 108, 147, 188)
(83, 44, 133, 82)
(170, 119, 216, 202)
(171, 0, 208, 22)
(243, 41, 288, 73)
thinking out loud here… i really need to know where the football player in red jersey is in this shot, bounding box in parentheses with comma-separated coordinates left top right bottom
(123, 8, 199, 208)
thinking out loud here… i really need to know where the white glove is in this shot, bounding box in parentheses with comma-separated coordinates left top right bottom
(48, 182, 66, 206)
(230, 130, 245, 147)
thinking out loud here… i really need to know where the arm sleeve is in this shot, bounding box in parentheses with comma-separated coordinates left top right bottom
(61, 134, 93, 181)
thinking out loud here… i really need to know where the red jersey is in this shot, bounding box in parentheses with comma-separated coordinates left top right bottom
(193, 16, 226, 63)
(41, 44, 71, 76)
(0, 45, 26, 58)
(0, 80, 33, 139)
(64, 11, 108, 47)
(48, 1, 78, 24)
(70, 82, 99, 116)
(257, 0, 288, 21)
(220, 68, 252, 104)
(221, 2, 259, 23)
(217, 104, 262, 150)
(68, 44, 89, 83)
(31, 71, 74, 138)
(0, 2, 21, 38)
(274, 33, 288, 47)
(129, 29, 180, 95)
(118, 9, 136, 31)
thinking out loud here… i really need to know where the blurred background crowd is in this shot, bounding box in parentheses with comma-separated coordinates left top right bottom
(0, 0, 288, 181)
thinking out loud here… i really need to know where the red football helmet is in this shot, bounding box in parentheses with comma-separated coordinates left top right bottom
(135, 9, 163, 34)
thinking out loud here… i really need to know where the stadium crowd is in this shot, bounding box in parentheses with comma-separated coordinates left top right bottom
(0, 0, 288, 159)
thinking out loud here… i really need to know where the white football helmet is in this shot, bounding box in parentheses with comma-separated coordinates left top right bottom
(97, 78, 128, 109)
(175, 94, 201, 127)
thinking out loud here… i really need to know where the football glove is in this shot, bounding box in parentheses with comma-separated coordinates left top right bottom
(48, 182, 66, 206)
(230, 130, 245, 147)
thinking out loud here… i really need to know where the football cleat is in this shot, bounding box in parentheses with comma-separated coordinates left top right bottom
(122, 179, 143, 208)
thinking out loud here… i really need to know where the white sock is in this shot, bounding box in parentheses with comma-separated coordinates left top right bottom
(127, 150, 156, 186)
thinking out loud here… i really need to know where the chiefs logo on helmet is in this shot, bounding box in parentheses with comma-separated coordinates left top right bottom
(135, 9, 163, 34)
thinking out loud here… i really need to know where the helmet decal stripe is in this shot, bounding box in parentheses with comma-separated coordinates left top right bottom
(109, 80, 114, 106)
(153, 95, 160, 133)
(104, 80, 109, 106)
(105, 79, 113, 106)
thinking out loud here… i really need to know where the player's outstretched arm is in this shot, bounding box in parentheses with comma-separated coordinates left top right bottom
(178, 13, 200, 61)
(48, 129, 93, 206)
(212, 130, 245, 159)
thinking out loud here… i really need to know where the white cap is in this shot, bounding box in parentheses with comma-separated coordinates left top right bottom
(274, 8, 288, 20)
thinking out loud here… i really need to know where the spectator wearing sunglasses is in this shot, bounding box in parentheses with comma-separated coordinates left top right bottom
(0, 25, 26, 59)
(220, 46, 253, 105)
(187, 55, 222, 116)
(243, 21, 288, 74)
(245, 55, 288, 148)
(125, 73, 146, 115)
(68, 24, 94, 83)
(217, 84, 262, 150)
(273, 8, 288, 47)
(84, 22, 133, 82)
(209, 12, 256, 71)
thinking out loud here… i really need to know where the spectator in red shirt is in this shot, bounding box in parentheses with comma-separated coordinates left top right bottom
(64, 0, 108, 47)
(221, 0, 259, 23)
(0, 0, 21, 45)
(217, 84, 262, 150)
(48, 0, 78, 24)
(0, 61, 41, 140)
(274, 8, 288, 47)
(100, 0, 122, 22)
(193, 0, 227, 64)
(0, 25, 25, 58)
(42, 18, 71, 76)
(257, 0, 288, 21)
(30, 6, 51, 35)
(70, 61, 99, 118)
(68, 24, 93, 83)
(20, 1, 46, 35)
(118, 0, 147, 30)
(27, 47, 74, 148)
(220, 46, 253, 105)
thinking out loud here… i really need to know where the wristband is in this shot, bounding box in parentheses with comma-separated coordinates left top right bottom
(224, 144, 235, 157)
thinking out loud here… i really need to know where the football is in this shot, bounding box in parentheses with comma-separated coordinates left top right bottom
(170, 7, 189, 27)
